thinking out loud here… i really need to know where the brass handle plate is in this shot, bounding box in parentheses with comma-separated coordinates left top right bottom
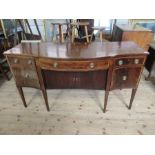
(27, 59, 32, 65)
(122, 75, 127, 81)
(53, 62, 58, 68)
(89, 62, 95, 69)
(25, 73, 29, 78)
(134, 59, 139, 64)
(118, 60, 123, 66)
(14, 58, 19, 64)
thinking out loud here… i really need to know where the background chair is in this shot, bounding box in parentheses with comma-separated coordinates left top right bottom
(0, 38, 10, 80)
(71, 19, 94, 43)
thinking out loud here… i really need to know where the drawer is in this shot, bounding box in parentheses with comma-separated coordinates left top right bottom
(115, 57, 145, 67)
(110, 67, 142, 90)
(12, 67, 40, 88)
(7, 55, 40, 88)
(38, 59, 109, 71)
(7, 55, 36, 69)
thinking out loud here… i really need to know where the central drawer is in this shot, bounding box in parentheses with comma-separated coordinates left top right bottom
(38, 58, 109, 71)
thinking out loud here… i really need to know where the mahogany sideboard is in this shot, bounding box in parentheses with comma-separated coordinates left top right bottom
(111, 24, 153, 51)
(4, 41, 148, 112)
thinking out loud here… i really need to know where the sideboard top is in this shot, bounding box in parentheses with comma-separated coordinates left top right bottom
(4, 41, 148, 59)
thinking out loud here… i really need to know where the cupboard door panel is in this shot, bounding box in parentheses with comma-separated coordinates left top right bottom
(110, 67, 142, 90)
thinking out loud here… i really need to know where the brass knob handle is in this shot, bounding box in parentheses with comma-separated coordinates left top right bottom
(53, 62, 58, 68)
(134, 59, 139, 64)
(27, 59, 32, 65)
(25, 73, 29, 78)
(118, 60, 123, 66)
(14, 58, 19, 64)
(89, 62, 95, 69)
(122, 75, 127, 81)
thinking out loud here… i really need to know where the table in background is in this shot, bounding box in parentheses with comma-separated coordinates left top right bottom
(111, 24, 153, 50)
(91, 26, 105, 42)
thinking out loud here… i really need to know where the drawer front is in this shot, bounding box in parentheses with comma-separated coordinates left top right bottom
(7, 55, 40, 88)
(110, 67, 142, 90)
(12, 67, 40, 88)
(38, 58, 109, 71)
(115, 57, 145, 67)
(7, 56, 36, 69)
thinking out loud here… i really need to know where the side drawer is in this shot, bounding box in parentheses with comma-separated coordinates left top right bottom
(115, 57, 145, 67)
(7, 55, 40, 88)
(7, 55, 36, 69)
(37, 58, 109, 71)
(11, 67, 40, 88)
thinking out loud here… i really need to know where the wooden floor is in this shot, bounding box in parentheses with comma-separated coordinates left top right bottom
(0, 69, 155, 135)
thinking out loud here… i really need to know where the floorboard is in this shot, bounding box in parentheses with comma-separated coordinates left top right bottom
(0, 69, 155, 135)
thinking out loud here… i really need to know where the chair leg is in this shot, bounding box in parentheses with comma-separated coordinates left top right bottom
(51, 24, 55, 43)
(84, 25, 89, 43)
(72, 26, 75, 43)
(90, 32, 94, 42)
(0, 65, 9, 80)
(59, 24, 64, 43)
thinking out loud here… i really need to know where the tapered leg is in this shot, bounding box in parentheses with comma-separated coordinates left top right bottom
(129, 88, 137, 109)
(103, 90, 109, 113)
(17, 86, 27, 107)
(41, 88, 50, 111)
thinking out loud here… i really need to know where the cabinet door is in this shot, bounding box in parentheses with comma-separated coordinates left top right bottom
(110, 67, 142, 90)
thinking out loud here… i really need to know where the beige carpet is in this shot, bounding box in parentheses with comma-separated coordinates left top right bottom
(0, 69, 155, 135)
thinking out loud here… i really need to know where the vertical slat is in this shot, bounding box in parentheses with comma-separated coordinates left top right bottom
(34, 19, 42, 39)
(25, 19, 33, 35)
(43, 19, 47, 42)
(17, 19, 27, 39)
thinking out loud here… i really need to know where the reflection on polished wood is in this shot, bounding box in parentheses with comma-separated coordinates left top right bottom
(5, 41, 147, 58)
(4, 41, 148, 112)
(71, 22, 90, 43)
